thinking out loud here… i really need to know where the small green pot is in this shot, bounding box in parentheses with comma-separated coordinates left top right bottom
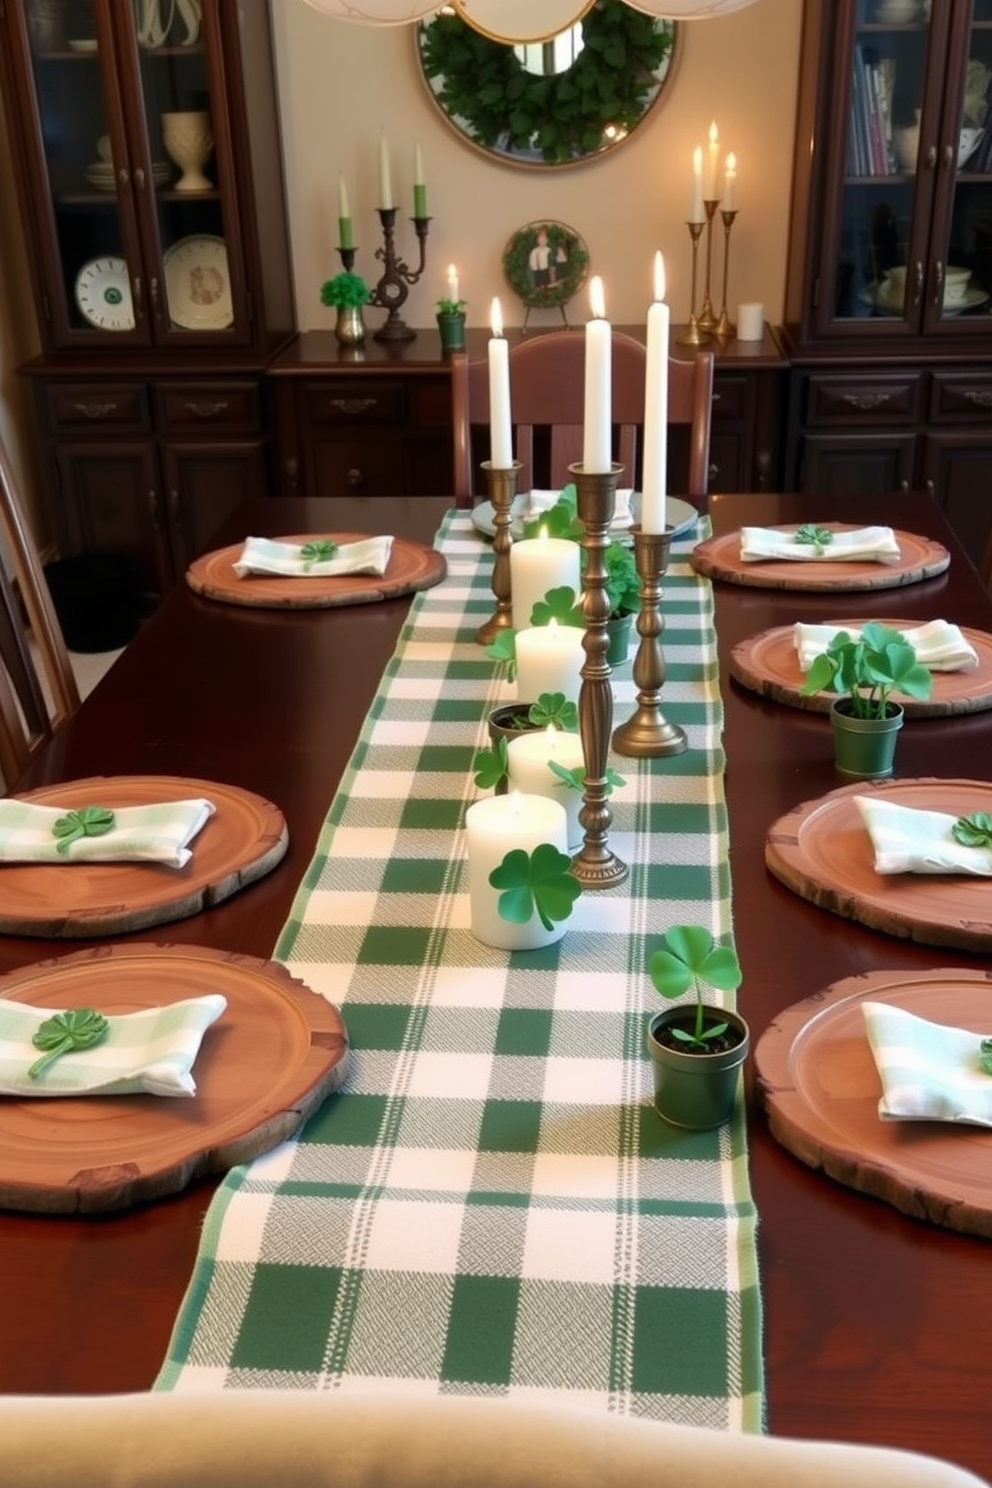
(830, 698, 904, 779)
(606, 611, 634, 665)
(487, 703, 541, 794)
(437, 311, 466, 352)
(646, 1007, 750, 1130)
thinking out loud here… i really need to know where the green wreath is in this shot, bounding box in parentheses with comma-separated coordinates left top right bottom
(417, 1, 676, 166)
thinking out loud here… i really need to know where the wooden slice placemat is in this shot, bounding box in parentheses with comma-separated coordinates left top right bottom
(0, 943, 348, 1213)
(765, 777, 992, 952)
(731, 620, 992, 716)
(754, 967, 992, 1239)
(691, 524, 949, 590)
(186, 531, 447, 609)
(0, 776, 287, 938)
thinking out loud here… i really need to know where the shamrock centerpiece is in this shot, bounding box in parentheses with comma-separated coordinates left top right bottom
(794, 523, 834, 556)
(300, 539, 339, 570)
(489, 843, 580, 933)
(51, 807, 115, 855)
(28, 1007, 110, 1080)
(953, 812, 992, 848)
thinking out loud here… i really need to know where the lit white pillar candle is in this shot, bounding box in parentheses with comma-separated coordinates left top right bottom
(465, 791, 569, 951)
(413, 144, 427, 218)
(705, 120, 721, 200)
(446, 264, 459, 303)
(515, 620, 585, 706)
(582, 276, 611, 473)
(507, 726, 585, 851)
(488, 297, 513, 469)
(337, 174, 353, 250)
(641, 251, 669, 535)
(510, 532, 581, 632)
(377, 134, 393, 210)
(691, 145, 704, 222)
(724, 150, 737, 211)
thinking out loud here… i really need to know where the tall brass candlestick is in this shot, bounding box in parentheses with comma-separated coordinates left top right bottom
(676, 221, 711, 348)
(612, 527, 687, 758)
(475, 461, 520, 646)
(714, 208, 739, 341)
(570, 462, 629, 891)
(698, 198, 720, 332)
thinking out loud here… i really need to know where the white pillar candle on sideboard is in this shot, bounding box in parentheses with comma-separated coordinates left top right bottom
(465, 792, 569, 950)
(506, 726, 585, 850)
(509, 532, 580, 631)
(737, 302, 764, 341)
(515, 621, 585, 705)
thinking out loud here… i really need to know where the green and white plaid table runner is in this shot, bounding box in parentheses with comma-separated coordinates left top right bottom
(156, 511, 763, 1430)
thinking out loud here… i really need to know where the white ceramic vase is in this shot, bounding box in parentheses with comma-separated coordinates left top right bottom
(161, 111, 213, 192)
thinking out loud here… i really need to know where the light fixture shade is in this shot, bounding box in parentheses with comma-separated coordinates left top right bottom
(300, 0, 439, 23)
(454, 0, 593, 44)
(625, 0, 758, 15)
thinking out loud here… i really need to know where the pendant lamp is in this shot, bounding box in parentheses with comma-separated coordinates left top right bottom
(453, 1, 593, 44)
(300, 0, 439, 23)
(625, 0, 759, 14)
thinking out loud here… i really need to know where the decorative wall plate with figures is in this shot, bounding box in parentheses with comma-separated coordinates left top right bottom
(502, 220, 589, 313)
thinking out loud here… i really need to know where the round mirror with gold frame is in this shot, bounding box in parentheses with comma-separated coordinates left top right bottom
(416, 0, 678, 169)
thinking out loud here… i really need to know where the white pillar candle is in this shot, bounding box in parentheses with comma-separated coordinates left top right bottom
(724, 150, 737, 211)
(737, 302, 764, 341)
(705, 119, 720, 200)
(641, 251, 669, 535)
(691, 145, 704, 222)
(465, 792, 569, 951)
(510, 532, 581, 632)
(377, 134, 393, 210)
(515, 621, 585, 706)
(489, 298, 513, 469)
(446, 264, 459, 303)
(582, 276, 611, 473)
(507, 727, 585, 851)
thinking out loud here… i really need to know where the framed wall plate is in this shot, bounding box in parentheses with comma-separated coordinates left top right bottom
(73, 257, 135, 331)
(502, 219, 589, 314)
(162, 235, 233, 330)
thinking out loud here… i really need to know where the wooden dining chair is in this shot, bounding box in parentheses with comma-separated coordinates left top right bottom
(0, 439, 80, 786)
(451, 329, 714, 508)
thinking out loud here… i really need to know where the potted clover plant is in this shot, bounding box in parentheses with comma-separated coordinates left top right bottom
(435, 291, 467, 352)
(320, 271, 370, 346)
(800, 621, 933, 778)
(479, 689, 579, 789)
(646, 925, 747, 1130)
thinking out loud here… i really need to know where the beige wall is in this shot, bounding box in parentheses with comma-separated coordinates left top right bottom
(271, 0, 801, 333)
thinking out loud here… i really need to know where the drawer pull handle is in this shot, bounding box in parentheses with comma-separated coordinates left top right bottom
(840, 391, 893, 410)
(73, 402, 119, 419)
(182, 400, 230, 419)
(347, 468, 365, 488)
(329, 398, 378, 415)
(964, 389, 992, 409)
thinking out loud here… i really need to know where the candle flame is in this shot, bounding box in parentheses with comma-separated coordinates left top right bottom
(490, 297, 504, 337)
(709, 120, 719, 145)
(726, 151, 737, 173)
(548, 618, 559, 635)
(589, 275, 606, 320)
(544, 724, 558, 739)
(653, 251, 666, 303)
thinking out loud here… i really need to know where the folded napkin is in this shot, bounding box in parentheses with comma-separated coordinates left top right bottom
(0, 994, 226, 1098)
(525, 489, 633, 527)
(855, 795, 992, 876)
(740, 525, 901, 563)
(794, 619, 979, 673)
(0, 798, 215, 868)
(233, 535, 394, 578)
(862, 1000, 992, 1127)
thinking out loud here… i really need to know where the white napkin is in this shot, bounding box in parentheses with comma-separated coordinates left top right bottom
(525, 489, 633, 528)
(233, 535, 394, 578)
(794, 620, 979, 673)
(740, 525, 901, 563)
(0, 798, 215, 868)
(862, 1001, 992, 1127)
(855, 795, 992, 876)
(0, 994, 226, 1097)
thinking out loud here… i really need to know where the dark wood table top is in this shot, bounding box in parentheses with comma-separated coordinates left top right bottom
(1, 489, 990, 1484)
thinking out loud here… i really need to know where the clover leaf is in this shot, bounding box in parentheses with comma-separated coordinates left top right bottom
(473, 737, 509, 791)
(530, 585, 585, 629)
(528, 692, 578, 730)
(547, 761, 626, 795)
(300, 539, 339, 569)
(51, 806, 116, 856)
(488, 842, 581, 931)
(980, 1037, 992, 1077)
(795, 524, 833, 555)
(520, 485, 582, 542)
(485, 628, 517, 680)
(28, 1007, 110, 1080)
(952, 813, 992, 849)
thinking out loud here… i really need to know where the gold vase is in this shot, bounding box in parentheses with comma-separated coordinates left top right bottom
(334, 305, 367, 346)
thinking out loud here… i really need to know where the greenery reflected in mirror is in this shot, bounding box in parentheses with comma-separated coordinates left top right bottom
(417, 1, 678, 168)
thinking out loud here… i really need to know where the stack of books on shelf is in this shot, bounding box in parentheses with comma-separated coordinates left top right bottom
(847, 45, 896, 177)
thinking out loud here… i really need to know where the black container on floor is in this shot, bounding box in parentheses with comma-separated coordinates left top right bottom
(43, 553, 141, 653)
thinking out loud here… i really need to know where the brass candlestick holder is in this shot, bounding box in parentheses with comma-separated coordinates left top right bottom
(476, 461, 520, 646)
(714, 208, 738, 341)
(698, 198, 720, 332)
(676, 221, 711, 347)
(612, 527, 687, 759)
(369, 209, 430, 342)
(569, 462, 629, 891)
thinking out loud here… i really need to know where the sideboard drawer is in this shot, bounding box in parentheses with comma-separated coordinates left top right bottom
(154, 381, 262, 434)
(710, 373, 749, 422)
(304, 380, 405, 427)
(929, 371, 992, 422)
(803, 373, 922, 425)
(47, 382, 150, 432)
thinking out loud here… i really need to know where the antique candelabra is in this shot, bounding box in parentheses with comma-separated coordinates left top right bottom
(368, 208, 431, 342)
(476, 462, 520, 646)
(569, 463, 629, 891)
(714, 208, 739, 341)
(697, 198, 721, 332)
(676, 221, 710, 347)
(611, 527, 687, 759)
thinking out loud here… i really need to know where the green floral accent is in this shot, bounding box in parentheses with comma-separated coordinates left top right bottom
(300, 540, 339, 569)
(489, 842, 580, 931)
(800, 623, 933, 720)
(435, 297, 467, 316)
(648, 925, 742, 1050)
(320, 272, 370, 309)
(52, 806, 115, 856)
(548, 761, 625, 795)
(530, 586, 585, 629)
(794, 524, 834, 555)
(473, 736, 509, 791)
(28, 1008, 110, 1080)
(980, 1037, 992, 1076)
(952, 813, 992, 849)
(528, 692, 578, 730)
(521, 486, 582, 542)
(600, 539, 641, 617)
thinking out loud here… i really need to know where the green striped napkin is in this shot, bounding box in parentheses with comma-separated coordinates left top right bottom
(855, 797, 992, 876)
(740, 526, 900, 563)
(0, 798, 215, 868)
(863, 1001, 992, 1127)
(233, 536, 393, 578)
(0, 994, 226, 1097)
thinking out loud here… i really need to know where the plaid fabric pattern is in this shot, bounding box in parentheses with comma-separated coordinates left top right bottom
(863, 1001, 992, 1127)
(0, 798, 215, 867)
(155, 511, 763, 1430)
(0, 994, 226, 1096)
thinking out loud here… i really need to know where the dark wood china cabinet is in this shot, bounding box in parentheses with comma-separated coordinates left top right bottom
(782, 0, 992, 571)
(0, 0, 293, 604)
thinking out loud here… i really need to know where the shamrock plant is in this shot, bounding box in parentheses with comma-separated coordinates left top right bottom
(474, 695, 579, 791)
(521, 484, 582, 541)
(648, 925, 743, 1051)
(800, 622, 933, 720)
(435, 295, 467, 316)
(320, 271, 370, 309)
(528, 692, 578, 730)
(530, 586, 585, 629)
(953, 813, 992, 849)
(51, 806, 115, 855)
(489, 843, 580, 931)
(794, 523, 834, 555)
(28, 1007, 110, 1080)
(300, 539, 339, 569)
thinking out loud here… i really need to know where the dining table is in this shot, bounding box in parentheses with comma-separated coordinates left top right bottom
(0, 488, 990, 1483)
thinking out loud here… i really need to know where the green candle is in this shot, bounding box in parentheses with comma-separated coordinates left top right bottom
(337, 173, 353, 250)
(413, 143, 427, 219)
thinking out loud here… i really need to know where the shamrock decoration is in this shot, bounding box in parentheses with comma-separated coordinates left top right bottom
(520, 484, 582, 542)
(980, 1037, 992, 1077)
(952, 813, 992, 849)
(527, 693, 578, 730)
(300, 540, 339, 570)
(530, 586, 585, 629)
(794, 524, 834, 555)
(51, 806, 115, 855)
(474, 736, 509, 791)
(485, 628, 517, 679)
(548, 761, 625, 795)
(28, 1007, 110, 1080)
(489, 843, 580, 931)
